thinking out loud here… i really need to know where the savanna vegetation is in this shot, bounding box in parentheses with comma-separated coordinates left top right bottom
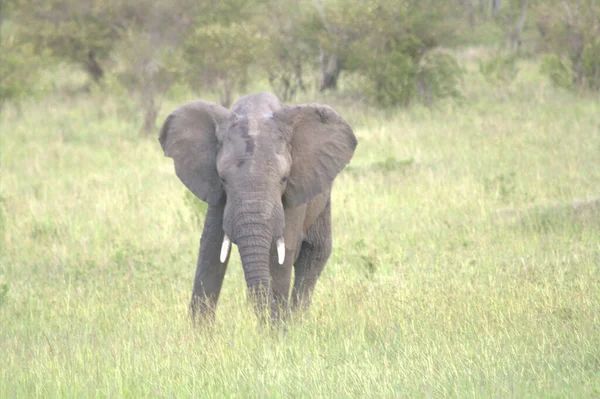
(1, 0, 599, 397)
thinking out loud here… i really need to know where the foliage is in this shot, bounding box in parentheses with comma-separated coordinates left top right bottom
(306, 0, 463, 106)
(181, 0, 267, 107)
(363, 45, 464, 107)
(111, 0, 196, 134)
(0, 25, 42, 107)
(183, 22, 264, 108)
(5, 0, 599, 122)
(479, 52, 520, 85)
(540, 54, 575, 89)
(9, 0, 197, 133)
(11, 0, 122, 82)
(115, 32, 185, 135)
(535, 0, 600, 91)
(0, 278, 8, 309)
(416, 50, 464, 104)
(489, 0, 530, 51)
(259, 0, 314, 101)
(0, 4, 51, 107)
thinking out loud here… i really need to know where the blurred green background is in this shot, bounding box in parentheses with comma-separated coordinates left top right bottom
(2, 0, 599, 131)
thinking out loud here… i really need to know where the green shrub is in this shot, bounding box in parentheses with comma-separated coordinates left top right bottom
(580, 36, 600, 90)
(183, 22, 265, 107)
(0, 278, 8, 309)
(366, 39, 419, 107)
(417, 50, 463, 104)
(479, 52, 520, 86)
(535, 0, 600, 91)
(540, 54, 574, 89)
(0, 23, 47, 107)
(365, 47, 463, 107)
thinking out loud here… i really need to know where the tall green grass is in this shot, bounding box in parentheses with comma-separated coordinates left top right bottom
(1, 58, 599, 397)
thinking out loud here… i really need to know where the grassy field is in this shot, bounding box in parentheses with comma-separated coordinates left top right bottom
(1, 58, 599, 398)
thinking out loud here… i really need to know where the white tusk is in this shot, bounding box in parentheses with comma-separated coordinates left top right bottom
(220, 234, 231, 263)
(276, 237, 285, 265)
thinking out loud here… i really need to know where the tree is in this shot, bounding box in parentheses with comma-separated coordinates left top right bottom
(0, 1, 47, 109)
(112, 0, 197, 134)
(11, 0, 122, 83)
(183, 23, 264, 108)
(306, 0, 373, 91)
(491, 0, 529, 52)
(259, 0, 313, 101)
(491, 0, 502, 15)
(305, 0, 461, 105)
(182, 1, 265, 107)
(536, 0, 600, 91)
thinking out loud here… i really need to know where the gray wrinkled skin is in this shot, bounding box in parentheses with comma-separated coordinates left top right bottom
(159, 92, 357, 324)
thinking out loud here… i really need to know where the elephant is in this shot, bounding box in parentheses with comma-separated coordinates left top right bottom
(159, 92, 357, 324)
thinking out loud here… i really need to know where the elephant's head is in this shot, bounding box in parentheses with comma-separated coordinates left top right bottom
(159, 96, 356, 307)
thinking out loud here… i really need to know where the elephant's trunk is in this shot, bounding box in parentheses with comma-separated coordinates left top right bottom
(237, 227, 274, 318)
(229, 199, 277, 318)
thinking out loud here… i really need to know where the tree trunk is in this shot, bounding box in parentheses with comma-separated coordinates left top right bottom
(319, 51, 342, 92)
(142, 99, 158, 136)
(84, 50, 104, 82)
(461, 0, 476, 28)
(293, 60, 305, 93)
(479, 0, 489, 16)
(508, 0, 529, 52)
(219, 78, 233, 109)
(140, 78, 159, 135)
(491, 0, 502, 16)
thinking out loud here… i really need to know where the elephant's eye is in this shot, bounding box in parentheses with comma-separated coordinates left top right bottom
(220, 177, 227, 185)
(281, 176, 288, 184)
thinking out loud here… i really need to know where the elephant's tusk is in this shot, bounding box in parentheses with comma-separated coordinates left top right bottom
(276, 237, 285, 265)
(220, 234, 231, 263)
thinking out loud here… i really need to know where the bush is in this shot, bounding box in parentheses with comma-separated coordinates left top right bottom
(580, 35, 600, 90)
(535, 0, 600, 91)
(540, 54, 575, 89)
(183, 23, 265, 107)
(352, 38, 463, 107)
(0, 21, 49, 108)
(11, 0, 120, 83)
(479, 52, 520, 86)
(365, 38, 419, 107)
(336, 3, 461, 106)
(416, 50, 463, 104)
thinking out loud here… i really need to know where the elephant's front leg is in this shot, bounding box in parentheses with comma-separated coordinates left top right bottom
(269, 206, 305, 323)
(190, 202, 230, 325)
(269, 253, 293, 323)
(291, 202, 332, 312)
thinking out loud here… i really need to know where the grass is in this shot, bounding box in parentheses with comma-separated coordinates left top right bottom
(1, 57, 599, 397)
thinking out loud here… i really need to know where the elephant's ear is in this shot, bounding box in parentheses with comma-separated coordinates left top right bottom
(159, 101, 234, 205)
(274, 104, 357, 208)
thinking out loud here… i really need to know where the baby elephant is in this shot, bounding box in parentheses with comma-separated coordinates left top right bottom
(159, 92, 357, 324)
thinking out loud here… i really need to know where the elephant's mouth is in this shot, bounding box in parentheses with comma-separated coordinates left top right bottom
(220, 234, 285, 265)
